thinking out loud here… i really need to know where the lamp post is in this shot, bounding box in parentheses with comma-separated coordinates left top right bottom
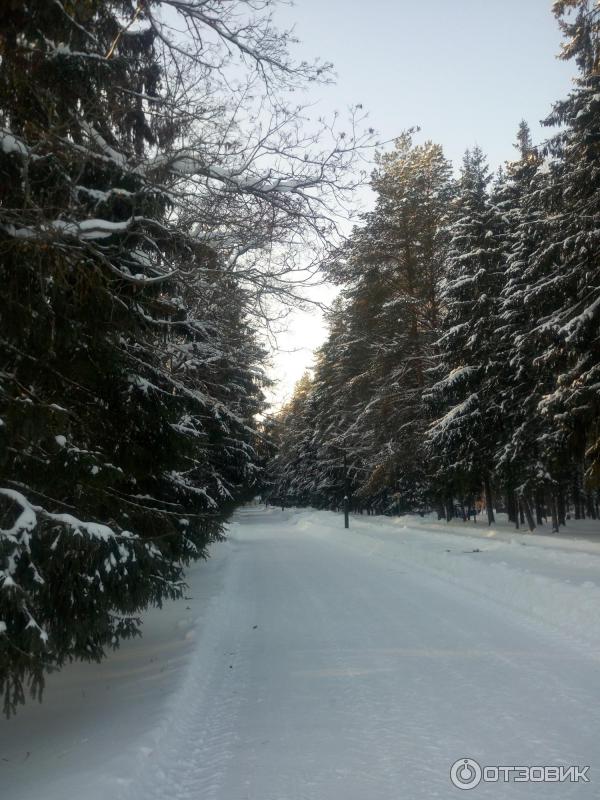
(330, 443, 351, 529)
(343, 450, 350, 529)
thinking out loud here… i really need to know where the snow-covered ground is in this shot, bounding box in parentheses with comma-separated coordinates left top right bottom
(2, 506, 600, 799)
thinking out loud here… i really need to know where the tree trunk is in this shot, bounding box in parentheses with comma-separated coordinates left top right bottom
(535, 488, 544, 526)
(558, 487, 566, 526)
(467, 496, 475, 523)
(507, 488, 516, 523)
(572, 476, 582, 520)
(586, 490, 596, 520)
(484, 477, 495, 525)
(445, 495, 454, 521)
(548, 491, 559, 533)
(520, 494, 536, 532)
(579, 462, 587, 519)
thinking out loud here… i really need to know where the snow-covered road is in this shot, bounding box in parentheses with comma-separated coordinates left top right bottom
(2, 507, 600, 799)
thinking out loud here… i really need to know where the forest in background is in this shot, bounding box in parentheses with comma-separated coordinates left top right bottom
(268, 1, 600, 533)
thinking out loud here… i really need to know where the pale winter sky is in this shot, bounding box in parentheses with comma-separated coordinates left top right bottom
(267, 0, 577, 408)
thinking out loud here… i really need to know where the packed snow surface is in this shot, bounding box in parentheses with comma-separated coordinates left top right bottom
(2, 507, 600, 799)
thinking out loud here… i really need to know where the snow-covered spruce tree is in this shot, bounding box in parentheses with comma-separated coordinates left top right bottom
(0, 0, 263, 715)
(267, 373, 323, 507)
(311, 297, 378, 510)
(319, 135, 454, 512)
(427, 147, 505, 525)
(523, 0, 600, 508)
(0, 1, 369, 714)
(269, 287, 378, 512)
(493, 124, 566, 530)
(272, 135, 455, 516)
(267, 287, 380, 512)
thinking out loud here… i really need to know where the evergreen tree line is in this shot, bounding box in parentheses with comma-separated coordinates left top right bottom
(268, 1, 600, 533)
(0, 1, 370, 713)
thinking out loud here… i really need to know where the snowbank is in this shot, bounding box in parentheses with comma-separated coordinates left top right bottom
(287, 508, 600, 656)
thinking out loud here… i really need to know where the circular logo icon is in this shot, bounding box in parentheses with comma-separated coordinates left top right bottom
(450, 758, 482, 790)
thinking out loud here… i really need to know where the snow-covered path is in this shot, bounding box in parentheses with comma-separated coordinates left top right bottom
(2, 507, 600, 799)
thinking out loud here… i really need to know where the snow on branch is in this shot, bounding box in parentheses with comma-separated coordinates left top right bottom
(0, 488, 136, 543)
(429, 393, 480, 436)
(0, 216, 146, 242)
(0, 130, 29, 158)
